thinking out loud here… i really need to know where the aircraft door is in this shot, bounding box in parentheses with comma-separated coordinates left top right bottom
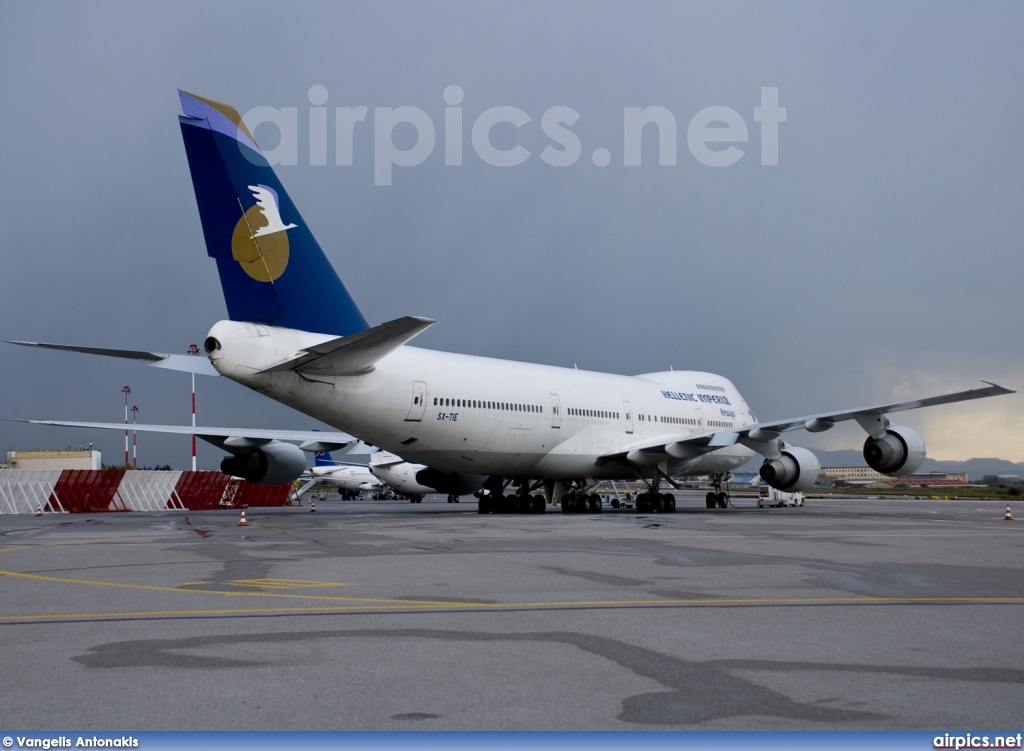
(405, 381, 427, 422)
(549, 393, 561, 429)
(694, 407, 702, 430)
(622, 400, 634, 434)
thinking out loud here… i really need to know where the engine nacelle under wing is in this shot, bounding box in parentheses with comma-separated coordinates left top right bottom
(414, 468, 487, 496)
(221, 441, 307, 485)
(863, 425, 926, 476)
(759, 446, 820, 492)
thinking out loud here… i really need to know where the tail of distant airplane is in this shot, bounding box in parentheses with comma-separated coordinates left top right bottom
(177, 90, 368, 337)
(313, 450, 335, 468)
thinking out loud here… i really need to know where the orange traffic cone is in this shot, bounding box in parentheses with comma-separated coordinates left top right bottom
(309, 499, 317, 513)
(238, 510, 248, 527)
(35, 504, 43, 517)
(1005, 505, 1013, 521)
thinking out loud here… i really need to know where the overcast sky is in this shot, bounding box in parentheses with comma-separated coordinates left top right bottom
(1, 1, 1021, 468)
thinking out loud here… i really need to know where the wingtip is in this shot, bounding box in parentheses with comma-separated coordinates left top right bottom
(981, 380, 1016, 394)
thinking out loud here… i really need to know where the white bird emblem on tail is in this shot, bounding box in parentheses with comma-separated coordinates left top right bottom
(247, 184, 297, 238)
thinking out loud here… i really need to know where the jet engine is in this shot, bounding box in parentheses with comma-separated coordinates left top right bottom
(759, 446, 820, 492)
(414, 468, 487, 496)
(221, 441, 307, 485)
(862, 425, 926, 476)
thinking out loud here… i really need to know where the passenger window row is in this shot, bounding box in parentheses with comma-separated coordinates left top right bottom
(696, 384, 726, 393)
(568, 408, 619, 419)
(659, 416, 698, 426)
(433, 397, 543, 414)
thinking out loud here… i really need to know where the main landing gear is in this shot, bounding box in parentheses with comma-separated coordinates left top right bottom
(559, 489, 603, 514)
(478, 493, 545, 514)
(635, 492, 676, 513)
(705, 473, 730, 508)
(477, 480, 545, 514)
(632, 471, 677, 514)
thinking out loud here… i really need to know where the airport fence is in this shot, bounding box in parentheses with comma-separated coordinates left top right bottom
(0, 469, 292, 514)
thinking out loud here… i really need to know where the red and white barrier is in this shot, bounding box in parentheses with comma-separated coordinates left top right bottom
(0, 469, 291, 514)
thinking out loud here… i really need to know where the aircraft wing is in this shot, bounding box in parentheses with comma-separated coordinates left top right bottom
(8, 419, 355, 453)
(8, 341, 220, 376)
(600, 381, 1015, 464)
(736, 380, 1015, 436)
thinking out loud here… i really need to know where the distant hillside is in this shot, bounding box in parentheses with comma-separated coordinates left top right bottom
(737, 448, 1023, 482)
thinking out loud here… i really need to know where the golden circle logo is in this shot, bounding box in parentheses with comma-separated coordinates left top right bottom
(230, 185, 295, 282)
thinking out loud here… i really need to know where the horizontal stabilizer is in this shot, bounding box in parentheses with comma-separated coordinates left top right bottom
(7, 419, 354, 453)
(8, 341, 220, 376)
(367, 450, 407, 468)
(260, 316, 435, 376)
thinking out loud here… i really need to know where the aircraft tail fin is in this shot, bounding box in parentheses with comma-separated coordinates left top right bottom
(313, 451, 335, 468)
(177, 90, 368, 337)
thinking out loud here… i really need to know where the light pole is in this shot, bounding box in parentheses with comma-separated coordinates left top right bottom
(188, 343, 199, 471)
(122, 385, 131, 467)
(131, 405, 139, 468)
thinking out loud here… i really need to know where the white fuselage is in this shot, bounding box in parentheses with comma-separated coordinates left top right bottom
(311, 456, 435, 497)
(207, 321, 755, 480)
(367, 455, 435, 497)
(310, 464, 382, 492)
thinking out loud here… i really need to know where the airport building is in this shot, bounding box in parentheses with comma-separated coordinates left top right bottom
(5, 449, 101, 470)
(982, 474, 1021, 487)
(819, 466, 970, 486)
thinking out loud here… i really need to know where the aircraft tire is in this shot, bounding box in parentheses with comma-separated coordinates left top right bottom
(664, 494, 676, 512)
(716, 492, 728, 508)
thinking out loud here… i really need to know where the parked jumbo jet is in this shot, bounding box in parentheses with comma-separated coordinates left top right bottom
(11, 91, 1014, 513)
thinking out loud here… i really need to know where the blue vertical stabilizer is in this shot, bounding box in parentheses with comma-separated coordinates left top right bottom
(177, 90, 369, 336)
